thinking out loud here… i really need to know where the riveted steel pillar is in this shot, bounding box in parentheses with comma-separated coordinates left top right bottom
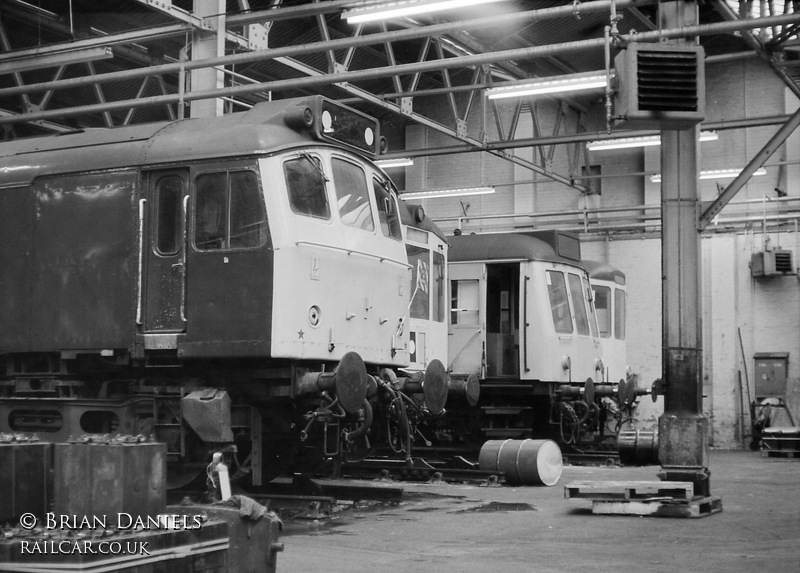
(657, 1, 710, 489)
(191, 0, 226, 118)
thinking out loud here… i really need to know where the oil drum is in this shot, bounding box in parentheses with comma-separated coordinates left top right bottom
(478, 439, 563, 486)
(617, 429, 659, 465)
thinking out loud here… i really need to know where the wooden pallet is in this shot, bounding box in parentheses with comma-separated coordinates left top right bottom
(564, 480, 694, 502)
(591, 496, 723, 518)
(764, 449, 800, 458)
(564, 480, 722, 518)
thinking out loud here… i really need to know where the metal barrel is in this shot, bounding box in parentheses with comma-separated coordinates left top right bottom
(617, 429, 659, 465)
(478, 439, 563, 486)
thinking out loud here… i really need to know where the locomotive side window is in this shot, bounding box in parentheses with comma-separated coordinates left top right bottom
(432, 251, 445, 323)
(407, 245, 430, 319)
(593, 285, 612, 338)
(546, 270, 573, 334)
(372, 177, 402, 240)
(284, 156, 330, 219)
(229, 171, 267, 248)
(583, 276, 599, 338)
(451, 279, 479, 326)
(569, 273, 590, 335)
(155, 175, 183, 256)
(614, 287, 626, 340)
(332, 158, 375, 232)
(195, 173, 227, 249)
(194, 170, 267, 251)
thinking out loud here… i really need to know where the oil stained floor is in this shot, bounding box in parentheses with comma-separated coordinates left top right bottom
(276, 450, 799, 573)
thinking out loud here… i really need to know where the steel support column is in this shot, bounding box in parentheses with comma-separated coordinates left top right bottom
(190, 0, 225, 118)
(657, 2, 710, 495)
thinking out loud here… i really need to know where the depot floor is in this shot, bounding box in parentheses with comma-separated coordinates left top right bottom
(275, 450, 799, 573)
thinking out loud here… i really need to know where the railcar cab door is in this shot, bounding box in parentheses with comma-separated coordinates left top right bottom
(143, 169, 188, 335)
(449, 263, 486, 378)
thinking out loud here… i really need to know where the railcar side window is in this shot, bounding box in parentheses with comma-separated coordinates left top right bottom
(194, 170, 267, 251)
(593, 285, 612, 338)
(451, 279, 479, 326)
(155, 175, 183, 256)
(372, 178, 402, 240)
(546, 270, 573, 334)
(569, 273, 590, 335)
(284, 156, 330, 219)
(332, 158, 375, 231)
(614, 287, 626, 340)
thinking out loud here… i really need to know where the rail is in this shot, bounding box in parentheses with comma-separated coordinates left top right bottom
(295, 240, 412, 269)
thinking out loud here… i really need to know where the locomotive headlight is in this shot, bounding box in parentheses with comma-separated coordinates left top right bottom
(308, 305, 322, 327)
(595, 358, 604, 372)
(561, 355, 571, 371)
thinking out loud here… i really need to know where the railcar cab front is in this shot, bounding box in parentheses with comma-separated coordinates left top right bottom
(447, 231, 603, 385)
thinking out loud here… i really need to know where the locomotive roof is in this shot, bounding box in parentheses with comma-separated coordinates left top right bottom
(582, 260, 627, 284)
(0, 97, 347, 187)
(399, 201, 448, 243)
(447, 232, 581, 265)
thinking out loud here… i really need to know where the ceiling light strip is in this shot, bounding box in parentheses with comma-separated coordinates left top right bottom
(401, 186, 495, 199)
(485, 73, 607, 100)
(343, 0, 510, 24)
(650, 167, 767, 183)
(587, 131, 719, 151)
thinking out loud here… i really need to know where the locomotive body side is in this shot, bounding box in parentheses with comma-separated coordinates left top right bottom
(0, 96, 417, 484)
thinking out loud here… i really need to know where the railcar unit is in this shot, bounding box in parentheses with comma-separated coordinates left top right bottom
(0, 96, 447, 487)
(443, 231, 615, 448)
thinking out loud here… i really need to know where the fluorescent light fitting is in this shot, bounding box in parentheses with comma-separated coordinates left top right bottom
(486, 73, 607, 100)
(401, 186, 495, 200)
(587, 131, 718, 151)
(343, 0, 509, 24)
(375, 157, 414, 169)
(650, 167, 767, 183)
(0, 46, 114, 74)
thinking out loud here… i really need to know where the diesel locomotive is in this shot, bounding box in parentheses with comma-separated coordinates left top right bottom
(0, 96, 448, 486)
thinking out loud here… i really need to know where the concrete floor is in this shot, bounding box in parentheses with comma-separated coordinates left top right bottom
(277, 450, 799, 573)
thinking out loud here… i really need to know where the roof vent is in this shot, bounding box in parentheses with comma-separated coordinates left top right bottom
(614, 43, 705, 130)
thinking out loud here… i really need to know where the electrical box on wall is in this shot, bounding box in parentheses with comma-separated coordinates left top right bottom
(753, 352, 789, 399)
(613, 43, 705, 130)
(750, 250, 795, 278)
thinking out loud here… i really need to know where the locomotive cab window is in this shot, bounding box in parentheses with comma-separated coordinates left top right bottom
(373, 177, 402, 240)
(332, 158, 374, 232)
(194, 170, 266, 251)
(614, 287, 626, 340)
(593, 285, 612, 338)
(568, 273, 590, 336)
(284, 155, 330, 219)
(546, 270, 573, 334)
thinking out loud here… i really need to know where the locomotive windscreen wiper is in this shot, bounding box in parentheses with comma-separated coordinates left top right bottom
(299, 152, 329, 182)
